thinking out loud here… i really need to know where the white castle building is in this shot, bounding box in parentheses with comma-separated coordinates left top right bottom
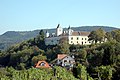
(45, 24, 92, 45)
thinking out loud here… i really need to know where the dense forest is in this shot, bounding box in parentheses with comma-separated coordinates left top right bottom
(0, 28, 120, 80)
(0, 26, 118, 50)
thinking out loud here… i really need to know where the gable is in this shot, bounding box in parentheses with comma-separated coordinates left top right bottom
(57, 54, 67, 59)
(62, 56, 75, 61)
(35, 61, 50, 68)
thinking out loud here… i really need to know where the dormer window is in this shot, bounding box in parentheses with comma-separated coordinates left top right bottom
(77, 37, 79, 40)
(71, 37, 73, 40)
(64, 60, 67, 63)
(40, 62, 45, 66)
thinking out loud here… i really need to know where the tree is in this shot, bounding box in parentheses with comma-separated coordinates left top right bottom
(105, 32, 113, 41)
(95, 65, 113, 80)
(111, 29, 120, 42)
(34, 30, 46, 50)
(98, 41, 119, 65)
(32, 55, 47, 65)
(55, 38, 70, 54)
(87, 49, 104, 67)
(74, 49, 88, 66)
(88, 28, 105, 43)
(96, 28, 106, 42)
(88, 31, 97, 43)
(75, 63, 93, 80)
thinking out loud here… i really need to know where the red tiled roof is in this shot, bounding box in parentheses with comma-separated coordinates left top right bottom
(57, 54, 67, 59)
(35, 61, 51, 68)
(71, 31, 90, 36)
(80, 31, 90, 36)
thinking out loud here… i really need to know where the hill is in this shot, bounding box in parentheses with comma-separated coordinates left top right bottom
(0, 26, 119, 50)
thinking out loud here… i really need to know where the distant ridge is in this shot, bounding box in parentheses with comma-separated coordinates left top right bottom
(0, 26, 119, 50)
(72, 26, 119, 32)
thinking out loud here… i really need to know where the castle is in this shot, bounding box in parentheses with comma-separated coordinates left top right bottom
(45, 24, 91, 45)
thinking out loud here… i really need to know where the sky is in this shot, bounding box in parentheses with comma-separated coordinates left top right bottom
(0, 0, 120, 35)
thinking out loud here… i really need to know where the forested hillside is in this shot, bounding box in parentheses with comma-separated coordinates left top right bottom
(0, 26, 118, 50)
(0, 28, 120, 80)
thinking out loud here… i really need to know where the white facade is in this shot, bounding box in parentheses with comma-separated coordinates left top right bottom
(68, 36, 91, 45)
(58, 56, 75, 67)
(45, 24, 91, 45)
(46, 31, 49, 37)
(68, 26, 73, 36)
(56, 24, 63, 36)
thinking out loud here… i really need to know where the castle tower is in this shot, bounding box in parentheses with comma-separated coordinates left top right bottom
(46, 30, 49, 37)
(68, 25, 73, 35)
(56, 24, 63, 36)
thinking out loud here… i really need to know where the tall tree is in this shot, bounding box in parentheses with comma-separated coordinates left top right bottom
(96, 28, 106, 42)
(111, 29, 120, 42)
(88, 31, 97, 43)
(34, 30, 46, 50)
(54, 37, 70, 54)
(95, 65, 113, 80)
(105, 32, 113, 41)
(88, 28, 105, 43)
(32, 54, 47, 65)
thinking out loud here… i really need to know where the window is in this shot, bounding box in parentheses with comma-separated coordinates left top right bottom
(71, 37, 73, 40)
(51, 40, 53, 42)
(85, 38, 87, 40)
(82, 42, 83, 45)
(89, 41, 91, 43)
(85, 42, 86, 43)
(40, 62, 45, 66)
(77, 41, 79, 43)
(82, 38, 83, 40)
(71, 41, 73, 43)
(64, 60, 67, 63)
(77, 37, 79, 40)
(69, 60, 71, 63)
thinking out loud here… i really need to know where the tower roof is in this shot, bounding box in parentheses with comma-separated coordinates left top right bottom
(46, 30, 48, 33)
(68, 25, 71, 29)
(57, 24, 60, 28)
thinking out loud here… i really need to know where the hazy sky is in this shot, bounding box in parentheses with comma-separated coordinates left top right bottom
(0, 0, 120, 34)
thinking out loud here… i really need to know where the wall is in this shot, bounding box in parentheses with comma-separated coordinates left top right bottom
(68, 36, 91, 45)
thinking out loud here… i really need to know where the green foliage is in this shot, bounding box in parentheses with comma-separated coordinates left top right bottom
(97, 41, 120, 65)
(54, 66, 78, 80)
(88, 28, 105, 43)
(74, 49, 88, 66)
(105, 32, 113, 41)
(111, 29, 120, 42)
(32, 55, 47, 65)
(95, 65, 113, 80)
(76, 64, 87, 79)
(88, 31, 98, 43)
(0, 28, 120, 79)
(0, 67, 78, 80)
(87, 49, 104, 67)
(33, 30, 46, 50)
(0, 26, 118, 50)
(75, 64, 93, 80)
(55, 40, 70, 54)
